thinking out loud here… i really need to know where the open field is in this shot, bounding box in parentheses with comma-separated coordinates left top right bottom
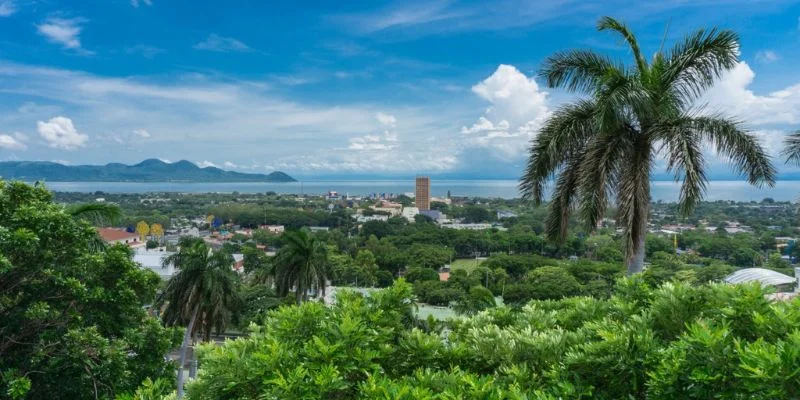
(448, 258, 485, 273)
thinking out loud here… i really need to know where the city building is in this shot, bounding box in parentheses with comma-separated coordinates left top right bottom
(96, 228, 141, 246)
(402, 207, 419, 221)
(415, 176, 430, 211)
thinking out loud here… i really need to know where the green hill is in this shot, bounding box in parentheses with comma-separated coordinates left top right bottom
(0, 159, 297, 182)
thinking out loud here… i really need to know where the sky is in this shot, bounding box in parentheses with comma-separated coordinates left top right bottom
(1, 0, 800, 180)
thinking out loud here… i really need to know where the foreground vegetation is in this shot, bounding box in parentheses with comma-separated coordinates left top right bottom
(184, 279, 799, 399)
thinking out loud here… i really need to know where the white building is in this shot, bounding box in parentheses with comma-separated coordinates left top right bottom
(133, 248, 176, 279)
(355, 214, 389, 223)
(401, 207, 419, 221)
(261, 225, 285, 234)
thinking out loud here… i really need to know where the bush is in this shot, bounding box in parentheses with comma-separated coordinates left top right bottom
(404, 267, 439, 283)
(525, 266, 582, 300)
(185, 279, 800, 399)
(502, 283, 536, 307)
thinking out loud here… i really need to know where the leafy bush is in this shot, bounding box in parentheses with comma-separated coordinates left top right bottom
(185, 278, 800, 399)
(404, 267, 440, 283)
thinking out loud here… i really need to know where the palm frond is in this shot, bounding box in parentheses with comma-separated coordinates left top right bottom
(655, 123, 708, 215)
(597, 16, 647, 73)
(539, 50, 625, 93)
(67, 203, 122, 225)
(615, 137, 652, 271)
(781, 131, 800, 166)
(519, 100, 597, 204)
(577, 130, 627, 231)
(688, 116, 776, 186)
(664, 28, 739, 103)
(545, 155, 584, 243)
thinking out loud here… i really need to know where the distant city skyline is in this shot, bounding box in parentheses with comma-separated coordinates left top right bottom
(1, 1, 800, 179)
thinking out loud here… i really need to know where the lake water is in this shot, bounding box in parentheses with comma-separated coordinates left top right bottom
(38, 180, 800, 202)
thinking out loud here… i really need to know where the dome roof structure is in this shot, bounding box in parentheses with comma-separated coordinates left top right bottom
(724, 268, 796, 287)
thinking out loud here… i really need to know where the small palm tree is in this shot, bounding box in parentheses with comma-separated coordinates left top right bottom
(273, 230, 328, 303)
(156, 239, 239, 399)
(520, 16, 775, 275)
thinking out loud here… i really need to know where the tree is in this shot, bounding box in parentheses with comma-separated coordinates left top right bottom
(520, 16, 775, 275)
(403, 267, 440, 283)
(273, 230, 329, 303)
(150, 223, 164, 240)
(136, 220, 150, 241)
(0, 181, 179, 399)
(157, 240, 240, 399)
(453, 286, 496, 315)
(525, 266, 582, 300)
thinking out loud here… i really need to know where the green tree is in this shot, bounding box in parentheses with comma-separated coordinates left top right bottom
(0, 181, 179, 399)
(157, 240, 240, 399)
(273, 230, 329, 303)
(453, 286, 496, 315)
(525, 266, 582, 300)
(520, 16, 775, 275)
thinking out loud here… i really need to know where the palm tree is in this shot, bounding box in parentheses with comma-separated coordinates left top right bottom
(520, 16, 775, 275)
(273, 230, 328, 303)
(156, 239, 239, 399)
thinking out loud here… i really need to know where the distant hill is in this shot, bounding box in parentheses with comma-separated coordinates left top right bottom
(0, 159, 296, 182)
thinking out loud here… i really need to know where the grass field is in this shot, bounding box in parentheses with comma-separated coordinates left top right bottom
(448, 258, 485, 273)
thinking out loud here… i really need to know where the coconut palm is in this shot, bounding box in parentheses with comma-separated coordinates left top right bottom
(156, 239, 239, 399)
(520, 16, 775, 275)
(273, 230, 328, 303)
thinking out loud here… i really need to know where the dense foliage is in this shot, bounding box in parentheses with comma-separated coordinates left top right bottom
(0, 181, 181, 399)
(186, 279, 800, 399)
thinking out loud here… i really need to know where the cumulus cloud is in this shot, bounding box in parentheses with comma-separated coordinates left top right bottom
(755, 50, 779, 64)
(223, 161, 237, 168)
(37, 117, 88, 150)
(0, 132, 26, 150)
(193, 34, 251, 52)
(36, 18, 92, 54)
(376, 112, 397, 127)
(132, 129, 151, 138)
(703, 61, 800, 125)
(462, 64, 551, 157)
(0, 0, 16, 17)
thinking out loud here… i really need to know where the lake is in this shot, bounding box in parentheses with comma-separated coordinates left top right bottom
(37, 180, 800, 202)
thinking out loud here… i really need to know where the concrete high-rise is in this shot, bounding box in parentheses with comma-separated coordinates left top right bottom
(415, 176, 430, 211)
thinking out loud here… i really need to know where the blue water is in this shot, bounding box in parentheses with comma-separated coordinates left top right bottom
(37, 180, 800, 202)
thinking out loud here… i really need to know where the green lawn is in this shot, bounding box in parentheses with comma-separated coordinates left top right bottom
(449, 258, 485, 273)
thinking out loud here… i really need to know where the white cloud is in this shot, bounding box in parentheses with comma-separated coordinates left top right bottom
(193, 34, 251, 52)
(704, 61, 800, 125)
(0, 0, 16, 17)
(755, 50, 779, 64)
(223, 161, 237, 169)
(196, 160, 218, 168)
(0, 132, 26, 150)
(0, 61, 464, 174)
(36, 18, 92, 54)
(132, 129, 151, 138)
(463, 64, 551, 157)
(131, 0, 153, 7)
(37, 116, 88, 150)
(376, 112, 397, 127)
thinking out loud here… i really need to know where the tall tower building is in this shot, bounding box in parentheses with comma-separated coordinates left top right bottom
(415, 176, 430, 211)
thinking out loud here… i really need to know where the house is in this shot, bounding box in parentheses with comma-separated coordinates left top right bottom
(419, 210, 444, 222)
(96, 228, 141, 246)
(309, 226, 329, 232)
(355, 214, 389, 223)
(497, 210, 518, 219)
(260, 225, 285, 234)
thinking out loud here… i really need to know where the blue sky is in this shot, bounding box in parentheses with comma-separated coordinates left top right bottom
(1, 0, 800, 179)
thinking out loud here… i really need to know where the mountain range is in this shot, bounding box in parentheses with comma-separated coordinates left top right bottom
(0, 159, 296, 182)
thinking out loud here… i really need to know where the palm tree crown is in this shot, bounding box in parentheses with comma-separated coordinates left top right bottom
(520, 16, 775, 275)
(273, 230, 328, 303)
(156, 238, 239, 398)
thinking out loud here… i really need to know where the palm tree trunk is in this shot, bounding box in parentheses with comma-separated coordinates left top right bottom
(628, 231, 646, 275)
(177, 304, 199, 399)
